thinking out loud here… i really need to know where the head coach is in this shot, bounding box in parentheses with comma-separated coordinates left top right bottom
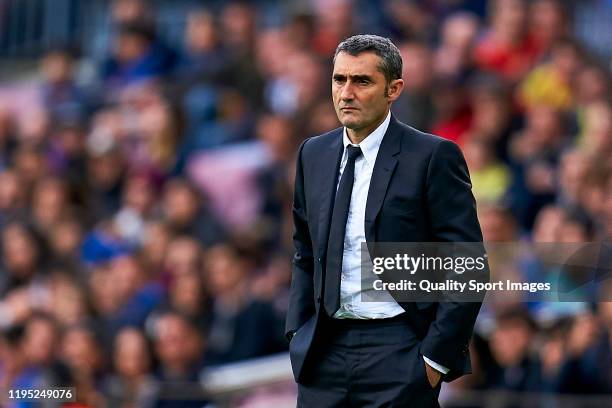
(285, 34, 487, 407)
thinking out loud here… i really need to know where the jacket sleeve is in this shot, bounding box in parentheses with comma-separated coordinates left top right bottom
(285, 139, 315, 337)
(420, 139, 489, 381)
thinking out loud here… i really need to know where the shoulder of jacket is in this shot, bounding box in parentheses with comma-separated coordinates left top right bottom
(393, 120, 458, 157)
(301, 127, 342, 154)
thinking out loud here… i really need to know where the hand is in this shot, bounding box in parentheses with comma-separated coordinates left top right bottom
(4, 289, 32, 324)
(567, 313, 600, 357)
(424, 362, 442, 388)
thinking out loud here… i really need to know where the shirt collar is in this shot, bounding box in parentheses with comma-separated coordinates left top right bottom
(342, 110, 391, 165)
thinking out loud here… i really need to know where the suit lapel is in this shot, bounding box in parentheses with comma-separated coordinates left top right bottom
(316, 129, 344, 255)
(364, 115, 402, 244)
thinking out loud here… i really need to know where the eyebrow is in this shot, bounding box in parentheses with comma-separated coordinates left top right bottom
(333, 74, 374, 82)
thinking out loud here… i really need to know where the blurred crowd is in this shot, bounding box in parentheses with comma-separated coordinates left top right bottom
(0, 0, 611, 406)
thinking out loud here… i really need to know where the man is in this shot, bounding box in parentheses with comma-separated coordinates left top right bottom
(286, 35, 486, 407)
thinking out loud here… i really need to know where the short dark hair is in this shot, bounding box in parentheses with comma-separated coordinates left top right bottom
(118, 21, 156, 43)
(334, 34, 403, 83)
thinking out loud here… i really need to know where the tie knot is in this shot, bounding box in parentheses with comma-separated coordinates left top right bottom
(346, 145, 362, 162)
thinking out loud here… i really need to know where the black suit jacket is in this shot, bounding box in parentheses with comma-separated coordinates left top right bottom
(286, 114, 487, 383)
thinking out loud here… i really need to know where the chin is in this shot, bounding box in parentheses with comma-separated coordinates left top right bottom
(340, 118, 361, 129)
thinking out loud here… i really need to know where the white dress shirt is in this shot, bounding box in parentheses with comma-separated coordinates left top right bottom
(332, 110, 449, 375)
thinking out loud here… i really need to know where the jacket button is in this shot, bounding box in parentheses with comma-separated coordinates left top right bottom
(316, 296, 321, 303)
(317, 257, 322, 263)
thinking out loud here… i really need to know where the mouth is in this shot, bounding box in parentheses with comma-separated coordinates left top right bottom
(340, 107, 358, 112)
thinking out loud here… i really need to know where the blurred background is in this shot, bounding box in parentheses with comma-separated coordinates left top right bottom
(0, 0, 611, 407)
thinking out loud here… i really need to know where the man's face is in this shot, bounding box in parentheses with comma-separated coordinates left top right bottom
(332, 51, 402, 135)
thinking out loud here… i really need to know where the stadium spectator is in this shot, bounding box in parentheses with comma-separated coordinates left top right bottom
(489, 309, 540, 392)
(393, 41, 436, 131)
(434, 12, 480, 81)
(474, 0, 543, 82)
(104, 327, 157, 408)
(518, 39, 583, 111)
(60, 324, 105, 406)
(101, 22, 176, 88)
(202, 243, 285, 365)
(148, 309, 209, 407)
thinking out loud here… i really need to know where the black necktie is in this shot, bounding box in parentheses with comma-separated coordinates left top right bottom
(324, 145, 362, 316)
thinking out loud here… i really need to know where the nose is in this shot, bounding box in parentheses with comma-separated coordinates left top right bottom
(339, 82, 355, 101)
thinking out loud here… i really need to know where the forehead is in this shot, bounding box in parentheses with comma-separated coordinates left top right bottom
(332, 51, 383, 76)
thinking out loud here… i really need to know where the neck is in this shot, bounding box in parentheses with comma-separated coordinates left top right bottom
(346, 110, 389, 144)
(125, 375, 145, 388)
(163, 363, 189, 378)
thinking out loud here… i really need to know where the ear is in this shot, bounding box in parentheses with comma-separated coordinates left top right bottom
(387, 79, 404, 103)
